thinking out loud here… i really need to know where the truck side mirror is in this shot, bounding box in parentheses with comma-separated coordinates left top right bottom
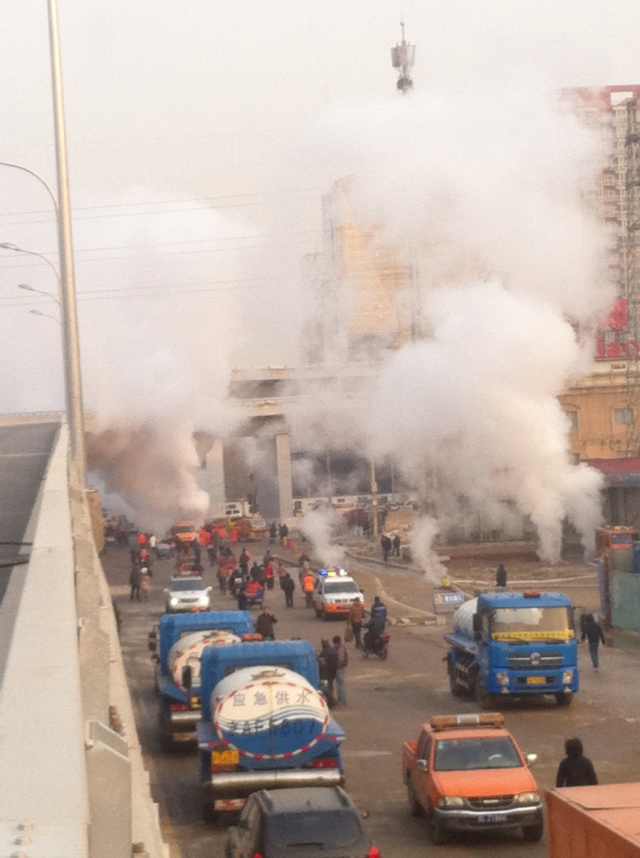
(416, 758, 428, 772)
(182, 665, 192, 691)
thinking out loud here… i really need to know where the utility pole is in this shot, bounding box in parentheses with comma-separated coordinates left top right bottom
(48, 0, 87, 484)
(391, 21, 415, 94)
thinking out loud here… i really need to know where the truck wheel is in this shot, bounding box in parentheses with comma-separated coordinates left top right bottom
(429, 814, 447, 845)
(407, 781, 423, 817)
(555, 692, 573, 706)
(522, 821, 544, 842)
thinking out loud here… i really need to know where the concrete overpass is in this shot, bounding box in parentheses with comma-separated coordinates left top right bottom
(0, 414, 167, 858)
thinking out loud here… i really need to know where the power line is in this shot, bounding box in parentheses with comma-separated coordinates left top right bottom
(0, 189, 323, 227)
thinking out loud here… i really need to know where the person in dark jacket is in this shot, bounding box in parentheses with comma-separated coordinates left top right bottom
(581, 613, 606, 669)
(237, 585, 248, 611)
(380, 534, 391, 563)
(392, 533, 401, 557)
(318, 639, 338, 706)
(495, 563, 508, 588)
(255, 608, 277, 640)
(281, 572, 295, 608)
(556, 738, 598, 787)
(129, 565, 142, 601)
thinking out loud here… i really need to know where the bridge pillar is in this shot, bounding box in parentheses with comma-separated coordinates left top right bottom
(275, 433, 293, 521)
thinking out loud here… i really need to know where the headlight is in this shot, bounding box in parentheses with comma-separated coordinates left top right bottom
(198, 596, 210, 606)
(169, 597, 179, 607)
(496, 672, 509, 686)
(438, 796, 466, 809)
(562, 670, 573, 685)
(514, 792, 540, 806)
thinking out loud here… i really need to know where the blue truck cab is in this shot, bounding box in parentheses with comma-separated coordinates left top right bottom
(195, 640, 346, 819)
(148, 610, 254, 746)
(445, 591, 579, 708)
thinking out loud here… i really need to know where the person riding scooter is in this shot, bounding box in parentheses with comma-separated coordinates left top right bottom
(363, 596, 388, 656)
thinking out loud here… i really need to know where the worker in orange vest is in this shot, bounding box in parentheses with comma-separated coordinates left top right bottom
(303, 572, 316, 608)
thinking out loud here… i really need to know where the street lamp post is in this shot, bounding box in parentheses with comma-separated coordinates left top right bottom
(47, 0, 87, 483)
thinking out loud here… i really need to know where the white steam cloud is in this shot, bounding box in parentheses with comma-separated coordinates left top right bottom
(300, 508, 345, 567)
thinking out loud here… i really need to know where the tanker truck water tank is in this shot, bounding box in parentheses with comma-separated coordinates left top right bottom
(169, 630, 241, 690)
(452, 597, 478, 638)
(211, 666, 329, 761)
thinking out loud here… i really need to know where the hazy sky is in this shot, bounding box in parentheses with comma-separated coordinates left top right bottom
(1, 0, 639, 411)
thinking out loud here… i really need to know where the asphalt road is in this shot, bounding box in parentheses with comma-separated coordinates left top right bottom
(0, 422, 59, 603)
(105, 542, 640, 858)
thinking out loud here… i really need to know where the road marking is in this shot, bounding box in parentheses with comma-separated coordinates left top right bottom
(0, 451, 49, 458)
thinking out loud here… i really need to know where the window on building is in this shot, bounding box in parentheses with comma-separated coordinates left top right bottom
(614, 407, 634, 426)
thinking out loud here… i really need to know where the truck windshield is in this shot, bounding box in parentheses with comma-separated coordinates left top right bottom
(490, 606, 573, 641)
(324, 581, 358, 594)
(435, 737, 522, 771)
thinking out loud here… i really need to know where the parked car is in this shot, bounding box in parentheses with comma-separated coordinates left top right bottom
(225, 787, 380, 857)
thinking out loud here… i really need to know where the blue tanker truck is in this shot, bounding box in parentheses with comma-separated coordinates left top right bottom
(445, 591, 579, 708)
(194, 639, 346, 820)
(148, 611, 255, 747)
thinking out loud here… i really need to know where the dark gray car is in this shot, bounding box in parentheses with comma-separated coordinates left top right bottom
(225, 787, 377, 858)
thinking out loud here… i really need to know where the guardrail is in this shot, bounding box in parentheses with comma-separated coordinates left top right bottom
(0, 423, 168, 858)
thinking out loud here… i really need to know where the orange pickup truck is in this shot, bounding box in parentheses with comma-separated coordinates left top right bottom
(402, 713, 543, 845)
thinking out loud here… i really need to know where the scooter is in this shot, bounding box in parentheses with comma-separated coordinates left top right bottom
(362, 630, 390, 660)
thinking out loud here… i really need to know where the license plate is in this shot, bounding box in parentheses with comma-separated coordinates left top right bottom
(478, 814, 508, 824)
(212, 749, 239, 767)
(527, 676, 546, 686)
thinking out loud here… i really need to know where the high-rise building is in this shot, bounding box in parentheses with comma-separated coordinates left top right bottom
(313, 177, 414, 362)
(562, 85, 640, 359)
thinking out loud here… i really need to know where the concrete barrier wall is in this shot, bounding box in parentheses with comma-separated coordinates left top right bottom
(0, 425, 89, 856)
(612, 571, 640, 632)
(0, 424, 168, 858)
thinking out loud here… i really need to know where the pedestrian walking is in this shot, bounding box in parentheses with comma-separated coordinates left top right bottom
(237, 585, 248, 611)
(392, 533, 401, 557)
(279, 522, 289, 546)
(140, 567, 152, 601)
(276, 559, 288, 589)
(581, 613, 606, 669)
(381, 534, 391, 563)
(129, 565, 142, 601)
(556, 738, 598, 787)
(149, 533, 158, 557)
(349, 600, 365, 649)
(318, 639, 338, 707)
(303, 570, 316, 607)
(264, 560, 275, 590)
(269, 521, 278, 544)
(496, 563, 508, 588)
(256, 607, 278, 640)
(332, 635, 349, 706)
(239, 548, 250, 575)
(281, 572, 295, 607)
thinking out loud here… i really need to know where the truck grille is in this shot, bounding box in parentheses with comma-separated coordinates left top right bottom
(508, 654, 563, 668)
(467, 795, 514, 810)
